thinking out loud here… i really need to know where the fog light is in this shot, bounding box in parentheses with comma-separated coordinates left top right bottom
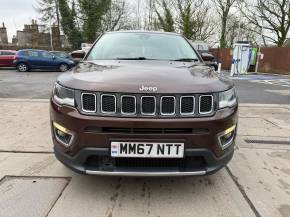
(218, 125, 236, 150)
(56, 129, 66, 137)
(53, 122, 73, 147)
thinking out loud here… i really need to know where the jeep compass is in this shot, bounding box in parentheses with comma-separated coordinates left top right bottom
(50, 31, 238, 176)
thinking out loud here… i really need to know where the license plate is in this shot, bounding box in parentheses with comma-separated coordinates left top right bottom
(111, 142, 184, 158)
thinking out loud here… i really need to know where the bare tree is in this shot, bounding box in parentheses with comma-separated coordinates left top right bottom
(35, 0, 61, 46)
(141, 0, 157, 30)
(154, 0, 175, 32)
(35, 0, 60, 26)
(225, 14, 259, 47)
(240, 0, 290, 47)
(176, 0, 215, 41)
(147, 0, 155, 30)
(102, 0, 134, 31)
(212, 0, 237, 47)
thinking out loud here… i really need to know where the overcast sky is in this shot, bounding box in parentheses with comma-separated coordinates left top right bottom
(0, 0, 140, 42)
(0, 0, 40, 42)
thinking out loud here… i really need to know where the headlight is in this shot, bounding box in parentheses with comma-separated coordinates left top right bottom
(219, 87, 237, 109)
(53, 83, 75, 107)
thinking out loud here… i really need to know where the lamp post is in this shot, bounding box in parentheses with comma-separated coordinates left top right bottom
(50, 25, 54, 51)
(137, 0, 141, 29)
(49, 17, 54, 51)
(255, 21, 264, 73)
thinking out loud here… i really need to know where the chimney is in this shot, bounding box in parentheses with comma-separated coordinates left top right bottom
(2, 22, 4, 28)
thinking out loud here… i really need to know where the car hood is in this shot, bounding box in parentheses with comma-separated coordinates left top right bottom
(57, 60, 233, 93)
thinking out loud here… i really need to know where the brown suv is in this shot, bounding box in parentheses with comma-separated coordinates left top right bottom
(50, 31, 238, 176)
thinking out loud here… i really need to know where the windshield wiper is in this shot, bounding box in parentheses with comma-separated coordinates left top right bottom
(115, 57, 199, 62)
(116, 57, 151, 60)
(171, 58, 199, 62)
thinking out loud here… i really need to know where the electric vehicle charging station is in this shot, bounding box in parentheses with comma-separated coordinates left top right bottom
(230, 42, 252, 76)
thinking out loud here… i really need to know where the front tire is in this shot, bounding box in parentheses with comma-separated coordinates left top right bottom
(59, 64, 69, 72)
(17, 63, 29, 72)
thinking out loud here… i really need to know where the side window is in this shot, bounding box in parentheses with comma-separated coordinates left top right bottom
(2, 51, 15, 55)
(0, 52, 2, 56)
(41, 51, 53, 58)
(27, 51, 39, 57)
(58, 53, 68, 58)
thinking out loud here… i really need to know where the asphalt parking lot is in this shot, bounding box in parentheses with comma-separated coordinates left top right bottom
(0, 68, 59, 99)
(1, 68, 290, 104)
(1, 68, 290, 217)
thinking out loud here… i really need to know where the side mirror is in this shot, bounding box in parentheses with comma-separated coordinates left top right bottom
(79, 51, 86, 59)
(201, 53, 214, 62)
(52, 55, 56, 60)
(71, 51, 86, 59)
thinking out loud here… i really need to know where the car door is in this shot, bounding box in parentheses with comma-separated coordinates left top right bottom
(26, 50, 42, 68)
(2, 51, 16, 66)
(39, 51, 57, 69)
(0, 51, 3, 66)
(0, 51, 15, 67)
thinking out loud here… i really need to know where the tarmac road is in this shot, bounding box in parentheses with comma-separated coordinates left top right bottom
(0, 68, 290, 104)
(0, 68, 58, 99)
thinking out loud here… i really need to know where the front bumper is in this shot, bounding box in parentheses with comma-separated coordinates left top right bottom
(50, 99, 238, 176)
(54, 145, 234, 176)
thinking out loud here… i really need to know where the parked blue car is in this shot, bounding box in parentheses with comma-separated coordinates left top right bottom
(14, 49, 75, 72)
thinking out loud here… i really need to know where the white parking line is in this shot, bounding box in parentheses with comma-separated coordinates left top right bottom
(250, 79, 290, 87)
(0, 98, 49, 102)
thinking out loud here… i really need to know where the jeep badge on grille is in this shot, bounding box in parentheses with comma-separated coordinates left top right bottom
(139, 85, 158, 92)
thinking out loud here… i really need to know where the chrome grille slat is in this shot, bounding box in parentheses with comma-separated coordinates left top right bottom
(160, 96, 176, 115)
(121, 95, 136, 115)
(101, 94, 116, 113)
(141, 96, 156, 115)
(199, 95, 213, 114)
(81, 93, 96, 113)
(80, 92, 214, 117)
(180, 96, 195, 115)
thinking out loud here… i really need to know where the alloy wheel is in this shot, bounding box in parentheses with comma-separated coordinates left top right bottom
(18, 63, 28, 72)
(59, 64, 68, 72)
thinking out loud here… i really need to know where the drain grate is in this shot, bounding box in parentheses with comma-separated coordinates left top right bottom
(244, 139, 290, 145)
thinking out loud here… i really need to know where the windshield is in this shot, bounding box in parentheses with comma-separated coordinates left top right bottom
(86, 32, 199, 61)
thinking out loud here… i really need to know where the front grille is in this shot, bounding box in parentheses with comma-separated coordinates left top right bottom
(180, 96, 195, 114)
(81, 93, 96, 112)
(199, 95, 213, 114)
(161, 96, 175, 115)
(141, 96, 156, 115)
(101, 94, 116, 113)
(121, 96, 136, 114)
(80, 92, 215, 117)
